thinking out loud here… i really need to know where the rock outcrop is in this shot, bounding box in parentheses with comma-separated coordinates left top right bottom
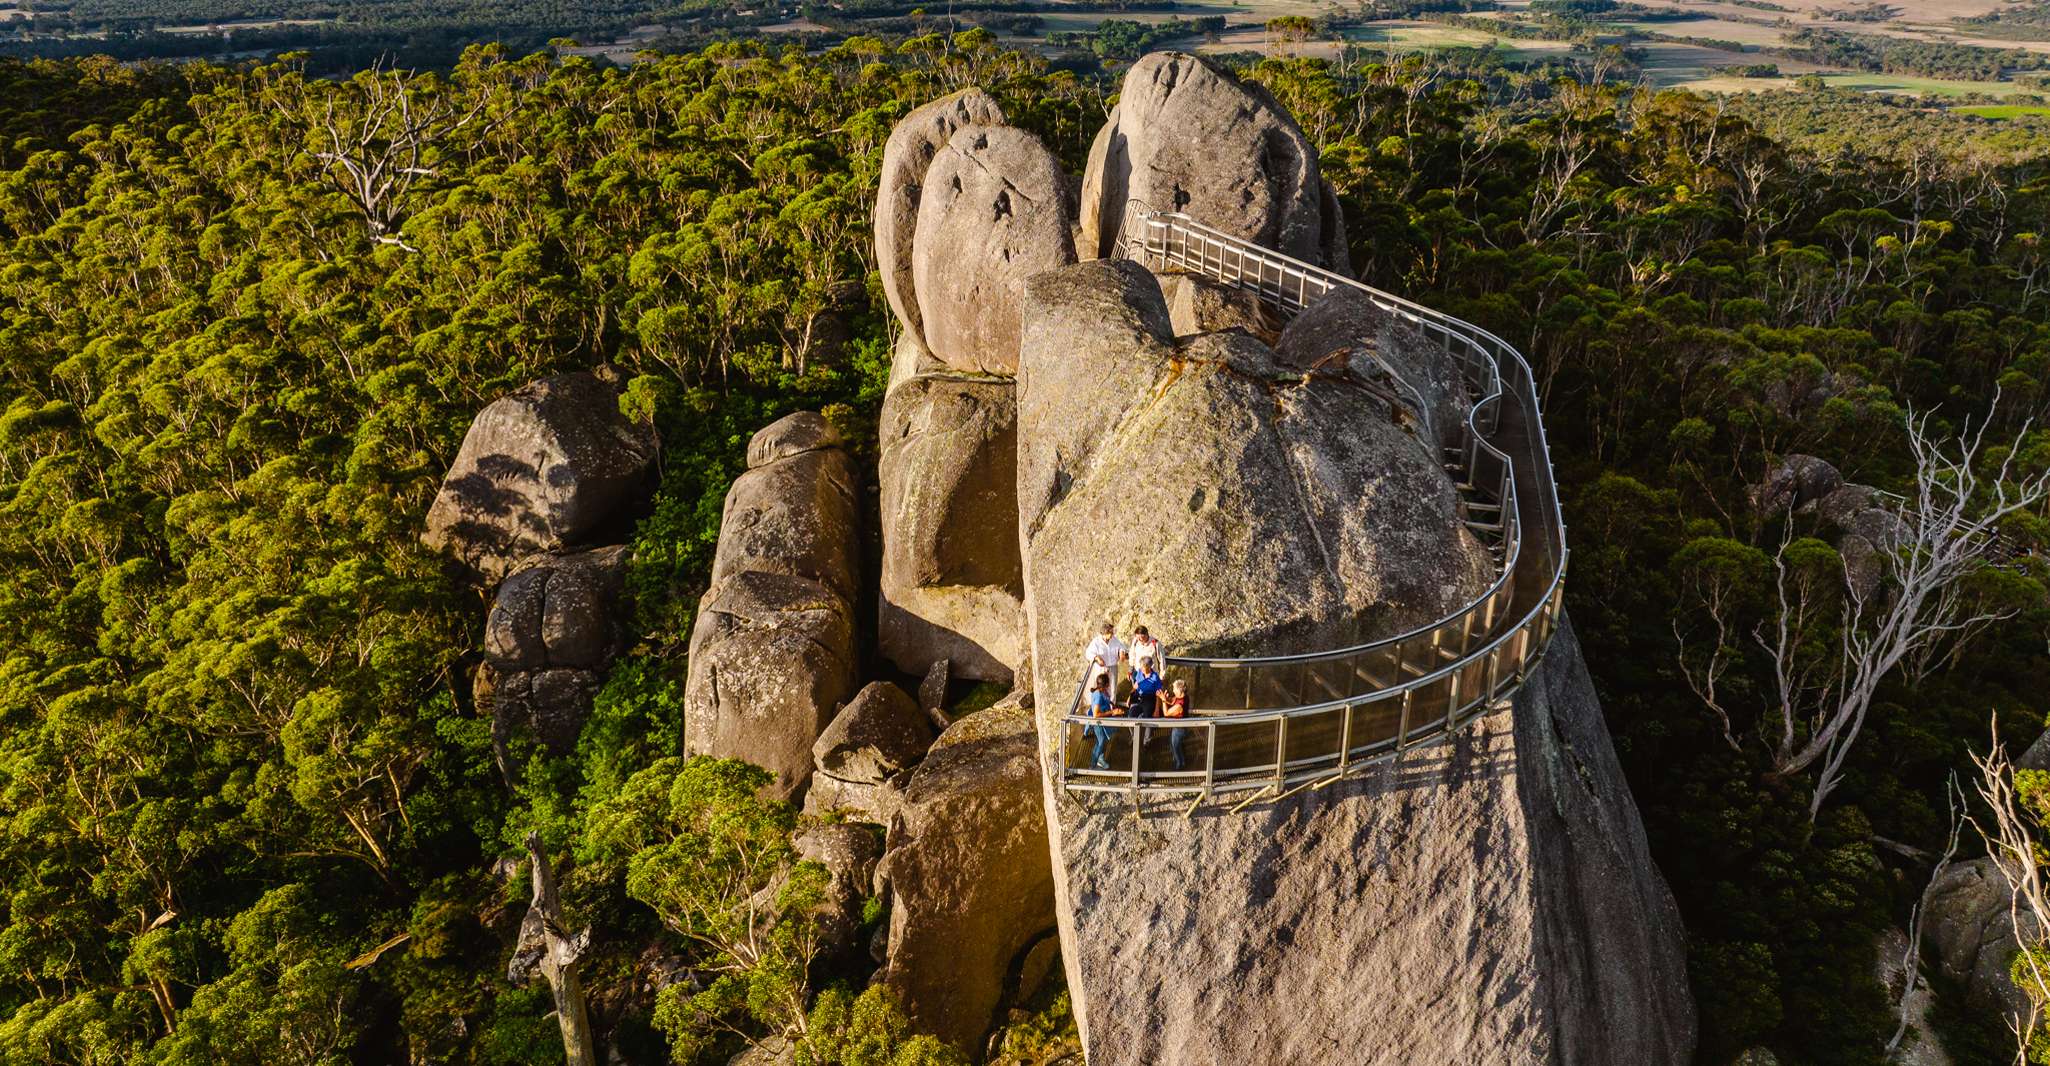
(1015, 259, 1691, 1062)
(1752, 453, 1843, 515)
(1016, 258, 1492, 658)
(1036, 623, 1697, 1065)
(707, 412, 861, 605)
(795, 823, 884, 961)
(872, 99, 1069, 683)
(1077, 53, 1348, 273)
(481, 545, 630, 761)
(1158, 273, 1275, 342)
(877, 89, 1008, 356)
(813, 681, 934, 783)
(1815, 482, 1904, 598)
(877, 373, 1026, 682)
(1924, 857, 2035, 1028)
(685, 413, 861, 800)
(1272, 286, 1472, 449)
(1873, 926, 1953, 1066)
(912, 125, 1077, 375)
(424, 371, 658, 582)
(877, 705, 1054, 1054)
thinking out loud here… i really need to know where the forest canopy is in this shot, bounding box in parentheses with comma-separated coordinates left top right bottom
(1, 39, 2050, 1066)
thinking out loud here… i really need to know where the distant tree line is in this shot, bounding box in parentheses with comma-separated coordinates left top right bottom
(1777, 27, 2050, 81)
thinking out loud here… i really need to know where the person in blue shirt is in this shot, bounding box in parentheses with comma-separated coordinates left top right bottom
(1129, 656, 1164, 717)
(1128, 656, 1165, 766)
(1085, 671, 1121, 770)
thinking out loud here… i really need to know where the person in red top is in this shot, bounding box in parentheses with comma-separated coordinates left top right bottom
(1162, 677, 1191, 770)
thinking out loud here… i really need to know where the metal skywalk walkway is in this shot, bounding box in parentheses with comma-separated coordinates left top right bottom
(1058, 210, 1570, 804)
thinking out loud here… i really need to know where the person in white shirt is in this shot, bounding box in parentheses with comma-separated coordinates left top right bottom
(1127, 625, 1165, 685)
(1085, 622, 1125, 691)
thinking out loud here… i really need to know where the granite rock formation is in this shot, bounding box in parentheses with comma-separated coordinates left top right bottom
(877, 373, 1026, 682)
(1015, 257, 1693, 1063)
(480, 545, 630, 763)
(877, 89, 1008, 356)
(876, 705, 1054, 1054)
(911, 124, 1077, 375)
(1752, 453, 1844, 515)
(423, 371, 657, 582)
(1036, 624, 1698, 1064)
(813, 681, 934, 783)
(1077, 52, 1349, 273)
(1016, 258, 1493, 658)
(684, 413, 861, 800)
(873, 100, 1073, 683)
(1272, 285, 1473, 450)
(1925, 856, 2036, 1028)
(1157, 272, 1275, 342)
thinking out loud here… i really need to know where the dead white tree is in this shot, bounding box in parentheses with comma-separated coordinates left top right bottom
(268, 62, 492, 250)
(1967, 727, 2050, 1061)
(1783, 409, 2050, 816)
(1680, 404, 2048, 817)
(516, 833, 598, 1066)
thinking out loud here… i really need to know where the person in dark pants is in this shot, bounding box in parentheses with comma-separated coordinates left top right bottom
(1129, 656, 1164, 767)
(1084, 671, 1121, 770)
(1162, 677, 1191, 770)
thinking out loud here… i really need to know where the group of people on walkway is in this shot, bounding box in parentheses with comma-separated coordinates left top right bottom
(1081, 622, 1192, 771)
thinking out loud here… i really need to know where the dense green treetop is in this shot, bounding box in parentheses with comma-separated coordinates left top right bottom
(2, 41, 2050, 1065)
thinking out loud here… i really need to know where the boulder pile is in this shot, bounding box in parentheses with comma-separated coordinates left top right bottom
(423, 370, 656, 766)
(426, 51, 1701, 1066)
(684, 412, 862, 801)
(872, 90, 1075, 685)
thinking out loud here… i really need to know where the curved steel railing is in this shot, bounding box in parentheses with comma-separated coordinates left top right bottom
(1058, 210, 1569, 802)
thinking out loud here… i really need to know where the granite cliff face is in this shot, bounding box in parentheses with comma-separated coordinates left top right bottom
(1013, 255, 1695, 1062)
(1036, 624, 1694, 1065)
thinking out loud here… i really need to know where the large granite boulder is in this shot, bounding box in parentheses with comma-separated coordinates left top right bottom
(877, 89, 1007, 355)
(1077, 52, 1348, 273)
(911, 125, 1076, 375)
(485, 545, 630, 672)
(878, 373, 1026, 683)
(877, 705, 1054, 1054)
(481, 545, 631, 765)
(482, 665, 604, 761)
(813, 681, 934, 783)
(708, 412, 860, 605)
(684, 414, 862, 800)
(685, 571, 858, 802)
(1158, 273, 1275, 342)
(1016, 259, 1692, 1062)
(1016, 258, 1492, 659)
(1273, 286, 1472, 450)
(1923, 857, 2036, 1027)
(424, 371, 658, 582)
(1752, 453, 1843, 515)
(1814, 483, 1903, 599)
(795, 823, 884, 961)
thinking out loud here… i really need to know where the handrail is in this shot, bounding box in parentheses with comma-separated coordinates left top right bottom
(1056, 209, 1570, 802)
